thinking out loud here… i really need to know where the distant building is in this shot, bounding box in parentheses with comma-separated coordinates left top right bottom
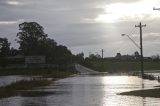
(114, 52, 152, 61)
(118, 55, 134, 60)
(115, 53, 134, 60)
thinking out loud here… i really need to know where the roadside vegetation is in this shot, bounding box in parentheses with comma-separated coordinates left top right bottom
(0, 68, 77, 78)
(0, 22, 83, 68)
(83, 60, 160, 72)
(81, 52, 160, 72)
(119, 88, 160, 98)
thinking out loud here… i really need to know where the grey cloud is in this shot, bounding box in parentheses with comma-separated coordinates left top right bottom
(112, 0, 140, 3)
(0, 0, 159, 57)
(143, 33, 160, 42)
(53, 22, 129, 48)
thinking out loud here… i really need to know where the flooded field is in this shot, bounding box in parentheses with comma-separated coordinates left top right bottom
(0, 75, 160, 106)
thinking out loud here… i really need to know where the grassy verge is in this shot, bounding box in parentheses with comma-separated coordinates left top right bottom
(119, 88, 160, 98)
(83, 61, 160, 72)
(0, 68, 77, 78)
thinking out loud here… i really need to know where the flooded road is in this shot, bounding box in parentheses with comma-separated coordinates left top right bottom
(0, 75, 160, 106)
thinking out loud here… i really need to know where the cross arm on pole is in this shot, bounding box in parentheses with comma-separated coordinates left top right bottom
(153, 7, 160, 10)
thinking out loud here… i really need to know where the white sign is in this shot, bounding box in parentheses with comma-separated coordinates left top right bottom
(25, 56, 46, 64)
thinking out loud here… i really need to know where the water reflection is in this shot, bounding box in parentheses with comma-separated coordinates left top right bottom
(21, 97, 47, 106)
(100, 76, 146, 106)
(0, 96, 48, 106)
(0, 75, 160, 106)
(0, 76, 31, 87)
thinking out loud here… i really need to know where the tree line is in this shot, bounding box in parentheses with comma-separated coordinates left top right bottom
(0, 22, 84, 68)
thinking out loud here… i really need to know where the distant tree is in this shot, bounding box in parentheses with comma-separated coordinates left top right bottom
(134, 51, 139, 56)
(152, 54, 160, 62)
(16, 22, 48, 55)
(89, 53, 101, 60)
(116, 53, 121, 58)
(134, 51, 140, 60)
(74, 52, 84, 63)
(55, 45, 72, 65)
(95, 54, 101, 59)
(0, 37, 10, 67)
(16, 22, 74, 69)
(54, 45, 72, 69)
(39, 38, 57, 63)
(9, 47, 20, 56)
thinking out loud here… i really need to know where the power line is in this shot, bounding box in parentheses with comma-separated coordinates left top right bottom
(129, 27, 137, 36)
(122, 34, 140, 49)
(113, 26, 138, 55)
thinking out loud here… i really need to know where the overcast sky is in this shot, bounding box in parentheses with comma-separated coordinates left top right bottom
(1, 0, 160, 57)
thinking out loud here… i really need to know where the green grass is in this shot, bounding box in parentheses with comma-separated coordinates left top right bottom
(84, 61, 160, 72)
(119, 88, 160, 98)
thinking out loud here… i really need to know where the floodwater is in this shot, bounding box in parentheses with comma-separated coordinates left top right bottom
(0, 75, 160, 106)
(0, 76, 31, 87)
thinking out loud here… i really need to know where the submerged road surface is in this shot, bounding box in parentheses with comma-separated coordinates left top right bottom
(75, 64, 99, 74)
(1, 75, 160, 106)
(0, 67, 160, 106)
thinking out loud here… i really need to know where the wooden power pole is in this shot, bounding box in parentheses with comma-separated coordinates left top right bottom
(101, 49, 104, 71)
(101, 49, 104, 60)
(135, 22, 146, 77)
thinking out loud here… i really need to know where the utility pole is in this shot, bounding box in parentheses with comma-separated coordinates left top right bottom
(101, 49, 104, 60)
(101, 49, 104, 71)
(135, 22, 146, 77)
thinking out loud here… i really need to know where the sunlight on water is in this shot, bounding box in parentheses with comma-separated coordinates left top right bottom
(0, 75, 160, 106)
(101, 76, 140, 85)
(100, 76, 160, 106)
(100, 76, 143, 106)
